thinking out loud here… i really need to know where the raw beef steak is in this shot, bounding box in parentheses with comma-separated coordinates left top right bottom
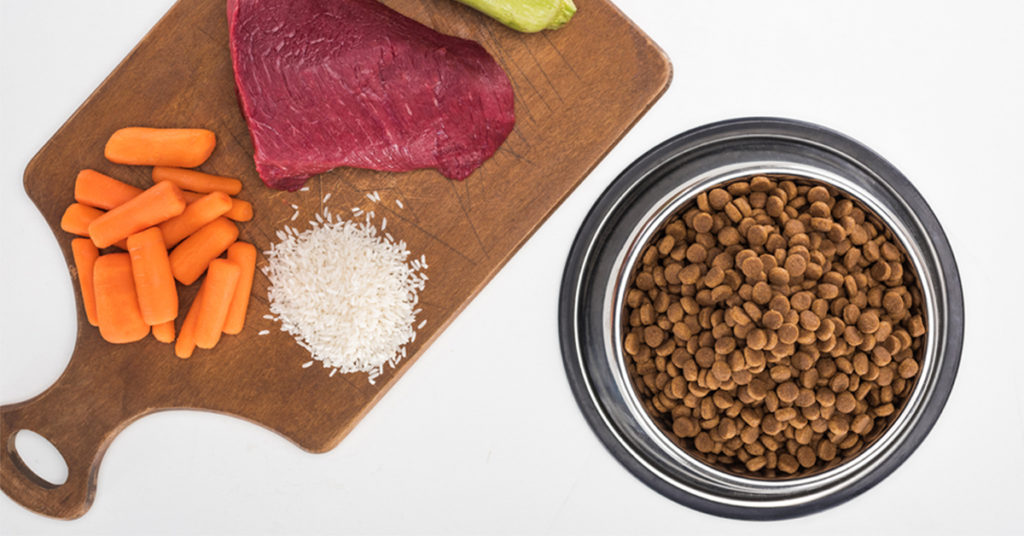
(227, 0, 516, 191)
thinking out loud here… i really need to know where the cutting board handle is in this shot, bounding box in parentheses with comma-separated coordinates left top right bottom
(0, 359, 129, 519)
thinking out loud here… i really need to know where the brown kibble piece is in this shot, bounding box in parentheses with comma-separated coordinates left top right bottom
(747, 225, 768, 247)
(775, 407, 798, 422)
(679, 264, 701, 285)
(857, 310, 880, 334)
(828, 415, 850, 436)
(776, 381, 799, 404)
(708, 188, 732, 210)
(644, 326, 665, 348)
(799, 310, 821, 331)
(883, 291, 905, 316)
(851, 414, 873, 435)
(695, 432, 714, 453)
(777, 323, 799, 345)
(778, 454, 799, 474)
(673, 417, 700, 438)
(908, 315, 926, 338)
(796, 446, 816, 468)
(711, 360, 733, 382)
(874, 403, 895, 417)
(746, 329, 768, 350)
(835, 391, 856, 414)
(746, 456, 767, 472)
(807, 186, 830, 203)
(767, 266, 790, 286)
(898, 358, 919, 379)
(752, 282, 772, 304)
(818, 440, 837, 461)
(693, 212, 714, 233)
(741, 256, 764, 279)
(624, 332, 640, 355)
(791, 291, 813, 311)
(762, 310, 784, 330)
(687, 243, 708, 263)
(784, 254, 807, 278)
(747, 379, 769, 400)
(761, 414, 783, 435)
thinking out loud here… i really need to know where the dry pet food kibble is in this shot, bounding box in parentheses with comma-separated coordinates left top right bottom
(623, 175, 926, 478)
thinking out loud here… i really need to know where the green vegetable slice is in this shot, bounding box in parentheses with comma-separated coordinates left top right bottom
(454, 0, 577, 33)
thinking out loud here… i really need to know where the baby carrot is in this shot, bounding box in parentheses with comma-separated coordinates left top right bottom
(223, 241, 257, 335)
(88, 181, 186, 248)
(105, 127, 216, 168)
(182, 191, 253, 222)
(168, 217, 238, 285)
(195, 259, 240, 349)
(159, 191, 233, 248)
(223, 198, 253, 222)
(127, 227, 178, 325)
(74, 176, 250, 224)
(153, 167, 242, 196)
(152, 320, 176, 344)
(175, 285, 204, 359)
(74, 169, 142, 210)
(71, 239, 100, 327)
(61, 203, 105, 237)
(93, 253, 150, 343)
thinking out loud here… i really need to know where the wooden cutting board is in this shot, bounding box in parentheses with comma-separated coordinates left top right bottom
(0, 0, 670, 519)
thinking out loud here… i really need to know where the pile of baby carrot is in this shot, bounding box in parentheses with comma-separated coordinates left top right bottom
(60, 127, 256, 359)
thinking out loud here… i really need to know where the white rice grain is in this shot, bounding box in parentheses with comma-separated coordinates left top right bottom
(263, 208, 427, 374)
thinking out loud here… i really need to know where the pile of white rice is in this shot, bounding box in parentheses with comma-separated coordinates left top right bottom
(263, 209, 427, 374)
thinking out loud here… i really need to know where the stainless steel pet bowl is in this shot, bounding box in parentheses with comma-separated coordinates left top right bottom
(558, 118, 963, 519)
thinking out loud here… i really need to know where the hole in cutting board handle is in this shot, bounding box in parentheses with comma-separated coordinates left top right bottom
(10, 429, 69, 487)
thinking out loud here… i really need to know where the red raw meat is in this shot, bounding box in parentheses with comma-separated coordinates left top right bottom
(227, 0, 516, 191)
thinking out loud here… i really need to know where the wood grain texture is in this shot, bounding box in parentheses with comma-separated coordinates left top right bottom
(0, 0, 670, 519)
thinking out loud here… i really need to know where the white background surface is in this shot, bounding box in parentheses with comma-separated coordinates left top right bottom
(2, 1, 1023, 534)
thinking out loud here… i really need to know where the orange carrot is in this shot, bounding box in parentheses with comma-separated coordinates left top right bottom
(93, 253, 149, 343)
(223, 198, 254, 222)
(175, 285, 205, 359)
(158, 191, 232, 248)
(153, 167, 242, 196)
(152, 321, 176, 343)
(195, 259, 241, 349)
(105, 127, 216, 168)
(182, 191, 253, 222)
(71, 239, 100, 327)
(127, 227, 178, 325)
(168, 217, 238, 285)
(61, 203, 105, 237)
(74, 169, 142, 210)
(223, 242, 257, 335)
(88, 181, 186, 248)
(74, 173, 249, 224)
